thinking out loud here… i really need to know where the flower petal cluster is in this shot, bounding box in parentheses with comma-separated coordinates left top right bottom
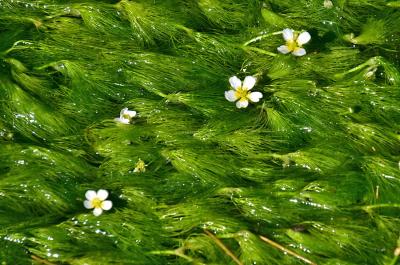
(115, 107, 136, 124)
(134, 158, 146, 173)
(84, 189, 113, 216)
(277, 28, 311, 56)
(225, 76, 263, 108)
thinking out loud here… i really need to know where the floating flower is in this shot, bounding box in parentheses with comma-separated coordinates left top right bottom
(395, 247, 400, 256)
(225, 76, 263, 108)
(323, 0, 333, 8)
(84, 189, 113, 216)
(133, 158, 146, 173)
(277, 28, 311, 56)
(115, 107, 136, 124)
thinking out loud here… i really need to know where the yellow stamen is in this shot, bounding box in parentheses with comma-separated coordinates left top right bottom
(91, 198, 102, 208)
(286, 33, 301, 52)
(234, 87, 250, 101)
(134, 159, 146, 173)
(122, 114, 131, 120)
(286, 39, 297, 52)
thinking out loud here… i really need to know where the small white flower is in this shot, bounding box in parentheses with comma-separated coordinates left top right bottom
(395, 247, 400, 256)
(277, 28, 311, 56)
(224, 76, 263, 109)
(83, 189, 113, 216)
(115, 107, 136, 124)
(323, 0, 333, 8)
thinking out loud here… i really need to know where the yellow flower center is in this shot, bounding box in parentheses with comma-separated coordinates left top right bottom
(286, 40, 297, 52)
(134, 159, 146, 173)
(92, 198, 102, 208)
(286, 33, 300, 52)
(234, 87, 250, 101)
(122, 113, 131, 120)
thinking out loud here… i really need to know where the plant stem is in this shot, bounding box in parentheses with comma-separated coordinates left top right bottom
(204, 230, 243, 265)
(387, 254, 399, 265)
(363, 204, 400, 211)
(243, 31, 282, 46)
(259, 235, 317, 265)
(149, 248, 195, 262)
(334, 57, 379, 79)
(31, 255, 56, 265)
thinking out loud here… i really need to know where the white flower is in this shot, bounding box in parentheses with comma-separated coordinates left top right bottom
(115, 107, 136, 124)
(277, 28, 311, 56)
(323, 0, 333, 8)
(83, 189, 113, 216)
(395, 247, 400, 256)
(224, 76, 263, 108)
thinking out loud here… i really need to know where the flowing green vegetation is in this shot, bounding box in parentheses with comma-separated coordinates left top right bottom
(1, 0, 400, 264)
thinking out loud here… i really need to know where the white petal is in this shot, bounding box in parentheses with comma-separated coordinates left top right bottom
(120, 107, 128, 116)
(121, 119, 130, 124)
(85, 190, 96, 200)
(277, 45, 290, 54)
(236, 99, 249, 108)
(242, 76, 256, 90)
(282, 28, 294, 41)
(225, 90, 238, 102)
(121, 108, 136, 118)
(324, 0, 333, 8)
(126, 110, 136, 118)
(229, 76, 242, 90)
(115, 117, 130, 124)
(292, 48, 306, 56)
(296, 31, 311, 46)
(93, 207, 103, 216)
(248, 92, 263, 102)
(97, 189, 109, 200)
(101, 200, 113, 210)
(83, 200, 93, 209)
(119, 108, 136, 119)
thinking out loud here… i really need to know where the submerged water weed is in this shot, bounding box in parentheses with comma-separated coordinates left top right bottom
(1, 0, 400, 264)
(225, 76, 263, 108)
(83, 190, 113, 216)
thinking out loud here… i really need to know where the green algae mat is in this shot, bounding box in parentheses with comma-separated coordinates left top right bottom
(1, 0, 400, 264)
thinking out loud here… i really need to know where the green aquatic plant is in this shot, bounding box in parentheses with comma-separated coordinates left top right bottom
(0, 0, 399, 264)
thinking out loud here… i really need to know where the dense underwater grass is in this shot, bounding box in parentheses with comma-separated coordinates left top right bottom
(1, 0, 400, 264)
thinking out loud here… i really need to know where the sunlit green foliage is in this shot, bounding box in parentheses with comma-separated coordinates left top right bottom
(0, 0, 399, 264)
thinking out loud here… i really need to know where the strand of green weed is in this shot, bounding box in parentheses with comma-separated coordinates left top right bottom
(242, 46, 277, 57)
(204, 230, 243, 265)
(0, 16, 41, 28)
(149, 248, 196, 263)
(334, 57, 379, 79)
(387, 1, 400, 7)
(363, 204, 400, 211)
(0, 40, 35, 57)
(388, 255, 399, 265)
